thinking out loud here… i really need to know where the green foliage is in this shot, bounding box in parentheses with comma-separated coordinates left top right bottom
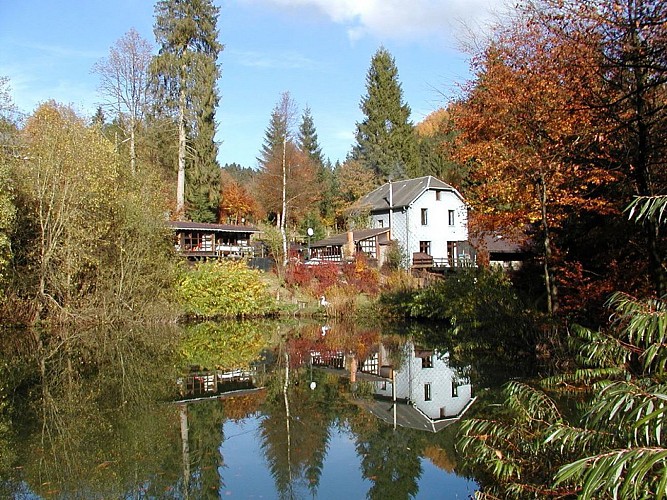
(628, 195, 667, 227)
(297, 106, 324, 166)
(178, 320, 272, 370)
(460, 290, 667, 499)
(6, 102, 179, 324)
(353, 47, 418, 180)
(152, 0, 222, 222)
(382, 268, 533, 336)
(258, 95, 290, 168)
(383, 241, 409, 271)
(0, 162, 15, 298)
(177, 260, 275, 318)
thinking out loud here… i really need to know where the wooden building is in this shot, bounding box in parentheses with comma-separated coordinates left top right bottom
(168, 221, 260, 260)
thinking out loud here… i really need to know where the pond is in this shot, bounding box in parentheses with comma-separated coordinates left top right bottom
(0, 320, 521, 499)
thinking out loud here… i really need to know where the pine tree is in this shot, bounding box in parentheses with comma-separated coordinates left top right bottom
(297, 106, 324, 166)
(297, 107, 335, 222)
(151, 0, 223, 221)
(258, 102, 290, 169)
(353, 47, 418, 181)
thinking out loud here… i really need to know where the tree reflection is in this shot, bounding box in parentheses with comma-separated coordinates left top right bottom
(2, 326, 184, 498)
(0, 320, 479, 498)
(259, 340, 336, 499)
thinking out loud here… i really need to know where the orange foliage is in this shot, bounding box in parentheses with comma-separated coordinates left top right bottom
(218, 170, 260, 224)
(255, 141, 320, 225)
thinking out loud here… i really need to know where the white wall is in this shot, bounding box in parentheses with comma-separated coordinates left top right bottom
(371, 188, 468, 263)
(374, 343, 473, 419)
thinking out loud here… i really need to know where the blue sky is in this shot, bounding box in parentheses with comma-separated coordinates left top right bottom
(0, 0, 504, 168)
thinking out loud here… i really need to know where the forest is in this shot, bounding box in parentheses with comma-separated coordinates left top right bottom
(0, 0, 663, 327)
(0, 0, 666, 496)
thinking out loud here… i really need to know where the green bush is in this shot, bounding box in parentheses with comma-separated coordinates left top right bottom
(178, 320, 273, 370)
(177, 260, 275, 318)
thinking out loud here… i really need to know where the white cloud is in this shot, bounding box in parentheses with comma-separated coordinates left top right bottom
(231, 49, 323, 70)
(246, 0, 506, 45)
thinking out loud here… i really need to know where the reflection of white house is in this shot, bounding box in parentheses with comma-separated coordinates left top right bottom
(354, 176, 473, 268)
(373, 342, 474, 423)
(313, 337, 476, 433)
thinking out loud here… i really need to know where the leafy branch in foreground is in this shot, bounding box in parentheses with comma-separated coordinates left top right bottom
(459, 195, 667, 499)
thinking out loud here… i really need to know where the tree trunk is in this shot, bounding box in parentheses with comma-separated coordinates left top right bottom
(176, 69, 187, 219)
(539, 173, 558, 315)
(130, 115, 136, 175)
(281, 138, 288, 266)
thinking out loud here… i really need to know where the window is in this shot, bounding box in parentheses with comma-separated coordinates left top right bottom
(424, 383, 432, 401)
(435, 190, 441, 201)
(357, 237, 377, 258)
(419, 241, 431, 255)
(421, 208, 428, 225)
(452, 380, 459, 398)
(421, 355, 433, 369)
(378, 219, 384, 228)
(448, 209, 455, 225)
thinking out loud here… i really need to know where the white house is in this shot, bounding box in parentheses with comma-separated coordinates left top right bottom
(354, 175, 472, 268)
(372, 342, 474, 424)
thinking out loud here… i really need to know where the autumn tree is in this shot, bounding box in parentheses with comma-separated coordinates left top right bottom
(11, 102, 177, 323)
(353, 47, 418, 181)
(219, 170, 260, 224)
(0, 77, 17, 299)
(520, 0, 667, 298)
(256, 92, 319, 265)
(333, 159, 377, 228)
(94, 28, 153, 175)
(151, 0, 223, 221)
(453, 15, 621, 316)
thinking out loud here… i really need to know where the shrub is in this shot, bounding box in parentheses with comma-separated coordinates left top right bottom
(177, 260, 275, 319)
(341, 254, 380, 294)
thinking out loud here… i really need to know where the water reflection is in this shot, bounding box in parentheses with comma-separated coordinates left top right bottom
(0, 320, 478, 499)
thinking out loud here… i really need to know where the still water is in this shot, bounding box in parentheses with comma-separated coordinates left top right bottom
(0, 320, 498, 499)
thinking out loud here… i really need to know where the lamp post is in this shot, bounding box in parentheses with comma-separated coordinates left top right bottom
(307, 227, 314, 260)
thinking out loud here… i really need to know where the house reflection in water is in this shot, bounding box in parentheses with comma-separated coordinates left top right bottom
(176, 368, 262, 401)
(313, 340, 476, 433)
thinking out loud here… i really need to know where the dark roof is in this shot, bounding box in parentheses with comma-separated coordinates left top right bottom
(167, 221, 260, 233)
(311, 228, 390, 248)
(354, 396, 477, 433)
(470, 230, 530, 255)
(354, 175, 463, 212)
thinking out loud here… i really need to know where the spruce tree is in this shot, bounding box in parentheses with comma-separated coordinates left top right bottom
(353, 47, 418, 181)
(297, 107, 334, 221)
(152, 0, 222, 222)
(297, 106, 324, 166)
(257, 104, 289, 168)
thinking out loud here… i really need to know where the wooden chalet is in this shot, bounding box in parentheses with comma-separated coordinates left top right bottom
(168, 221, 260, 260)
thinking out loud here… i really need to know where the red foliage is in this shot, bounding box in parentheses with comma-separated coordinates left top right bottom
(283, 254, 380, 297)
(284, 260, 341, 296)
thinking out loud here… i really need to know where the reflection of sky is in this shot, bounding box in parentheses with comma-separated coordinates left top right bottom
(219, 416, 477, 499)
(418, 458, 478, 499)
(219, 417, 275, 498)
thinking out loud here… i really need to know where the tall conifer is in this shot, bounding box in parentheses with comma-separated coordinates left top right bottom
(297, 107, 324, 166)
(151, 0, 222, 222)
(353, 47, 418, 180)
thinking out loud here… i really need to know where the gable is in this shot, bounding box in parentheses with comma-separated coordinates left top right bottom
(354, 176, 464, 212)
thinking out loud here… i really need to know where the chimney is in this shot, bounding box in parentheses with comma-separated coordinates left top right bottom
(345, 230, 355, 259)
